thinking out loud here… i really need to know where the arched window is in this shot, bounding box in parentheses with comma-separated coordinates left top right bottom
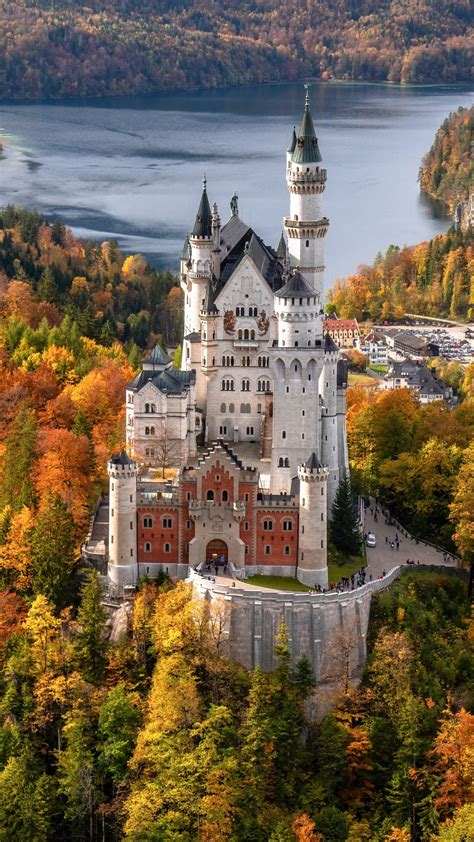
(162, 517, 173, 529)
(222, 490, 229, 502)
(143, 516, 153, 528)
(264, 545, 271, 555)
(250, 330, 255, 340)
(238, 329, 242, 339)
(150, 426, 155, 435)
(284, 457, 289, 467)
(282, 519, 293, 532)
(220, 403, 226, 413)
(144, 542, 152, 552)
(263, 519, 273, 531)
(164, 543, 171, 553)
(241, 379, 250, 392)
(229, 403, 235, 413)
(244, 329, 249, 340)
(282, 430, 287, 440)
(278, 457, 283, 467)
(206, 490, 214, 501)
(151, 404, 156, 413)
(284, 546, 291, 556)
(145, 426, 150, 435)
(145, 403, 150, 413)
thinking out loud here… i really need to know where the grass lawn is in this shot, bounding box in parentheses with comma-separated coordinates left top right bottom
(369, 364, 389, 375)
(348, 372, 376, 387)
(247, 575, 312, 592)
(327, 556, 366, 583)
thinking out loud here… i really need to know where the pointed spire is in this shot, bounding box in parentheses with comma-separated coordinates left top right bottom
(292, 86, 322, 165)
(192, 175, 212, 238)
(202, 281, 218, 315)
(276, 231, 287, 260)
(287, 126, 297, 154)
(305, 452, 323, 470)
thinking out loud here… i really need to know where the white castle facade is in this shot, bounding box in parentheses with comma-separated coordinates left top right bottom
(110, 93, 349, 589)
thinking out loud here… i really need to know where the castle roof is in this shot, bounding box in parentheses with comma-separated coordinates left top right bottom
(275, 269, 315, 298)
(127, 367, 195, 395)
(324, 332, 339, 352)
(184, 331, 201, 343)
(276, 232, 287, 260)
(337, 358, 349, 387)
(180, 235, 191, 260)
(291, 91, 322, 165)
(192, 178, 212, 238)
(287, 126, 297, 154)
(305, 452, 323, 470)
(110, 449, 134, 466)
(202, 281, 219, 315)
(217, 229, 284, 294)
(144, 344, 171, 366)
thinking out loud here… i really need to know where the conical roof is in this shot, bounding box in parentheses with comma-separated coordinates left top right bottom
(144, 344, 171, 366)
(276, 232, 287, 260)
(292, 90, 322, 165)
(287, 126, 297, 154)
(181, 235, 191, 260)
(275, 269, 314, 298)
(111, 449, 134, 466)
(202, 281, 218, 314)
(305, 452, 323, 470)
(324, 332, 338, 352)
(192, 177, 212, 238)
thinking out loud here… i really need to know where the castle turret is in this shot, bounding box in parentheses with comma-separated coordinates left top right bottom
(211, 202, 221, 280)
(183, 178, 213, 348)
(297, 453, 329, 587)
(319, 332, 340, 508)
(284, 88, 328, 302)
(107, 450, 138, 590)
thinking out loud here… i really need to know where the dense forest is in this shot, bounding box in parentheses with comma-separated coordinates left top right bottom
(327, 226, 474, 322)
(0, 0, 472, 100)
(419, 105, 474, 217)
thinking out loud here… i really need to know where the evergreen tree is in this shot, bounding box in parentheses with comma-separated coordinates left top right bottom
(0, 407, 37, 511)
(330, 475, 362, 556)
(75, 570, 108, 684)
(72, 409, 92, 440)
(30, 495, 76, 609)
(98, 685, 142, 785)
(37, 267, 59, 303)
(0, 747, 56, 842)
(57, 713, 98, 839)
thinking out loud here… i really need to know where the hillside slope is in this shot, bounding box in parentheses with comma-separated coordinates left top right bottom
(419, 105, 474, 219)
(0, 0, 472, 99)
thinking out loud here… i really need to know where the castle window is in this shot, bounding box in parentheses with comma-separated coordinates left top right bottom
(145, 403, 150, 413)
(301, 525, 304, 534)
(145, 426, 150, 435)
(222, 490, 229, 502)
(236, 306, 244, 317)
(219, 425, 227, 436)
(306, 240, 309, 247)
(144, 542, 152, 552)
(321, 487, 324, 496)
(321, 540, 324, 549)
(206, 490, 214, 501)
(282, 520, 293, 532)
(229, 403, 235, 413)
(130, 549, 133, 557)
(284, 457, 289, 467)
(186, 492, 192, 501)
(284, 546, 291, 556)
(130, 495, 133, 502)
(302, 410, 305, 417)
(264, 545, 271, 555)
(238, 330, 242, 339)
(244, 493, 249, 502)
(278, 457, 283, 467)
(111, 509, 114, 517)
(162, 517, 173, 529)
(250, 330, 255, 340)
(151, 404, 156, 413)
(244, 329, 249, 340)
(130, 521, 133, 530)
(245, 545, 249, 554)
(301, 551, 304, 561)
(295, 341, 298, 347)
(241, 379, 250, 392)
(286, 387, 290, 394)
(150, 427, 155, 435)
(164, 543, 171, 553)
(302, 498, 305, 506)
(249, 306, 258, 317)
(257, 403, 261, 413)
(220, 403, 226, 413)
(282, 431, 286, 439)
(246, 426, 254, 436)
(263, 519, 273, 531)
(143, 516, 153, 528)
(302, 433, 305, 440)
(243, 521, 249, 531)
(321, 513, 324, 521)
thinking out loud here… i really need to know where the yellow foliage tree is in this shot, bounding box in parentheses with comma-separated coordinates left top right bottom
(0, 506, 34, 592)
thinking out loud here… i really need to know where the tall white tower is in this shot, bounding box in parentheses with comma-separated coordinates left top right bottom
(181, 178, 213, 370)
(284, 88, 329, 306)
(107, 450, 138, 590)
(297, 454, 329, 588)
(320, 334, 340, 508)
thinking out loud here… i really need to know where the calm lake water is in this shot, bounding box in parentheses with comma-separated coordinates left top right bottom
(0, 82, 473, 284)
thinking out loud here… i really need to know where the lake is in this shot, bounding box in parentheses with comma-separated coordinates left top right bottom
(0, 82, 472, 285)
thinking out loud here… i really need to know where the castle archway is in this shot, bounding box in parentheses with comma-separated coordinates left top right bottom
(206, 540, 228, 566)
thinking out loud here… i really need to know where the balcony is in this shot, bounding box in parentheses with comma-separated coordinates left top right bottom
(233, 339, 259, 349)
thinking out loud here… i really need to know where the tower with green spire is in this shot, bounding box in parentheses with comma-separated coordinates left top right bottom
(283, 87, 328, 322)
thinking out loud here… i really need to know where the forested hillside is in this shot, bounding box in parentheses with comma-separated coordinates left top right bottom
(327, 226, 474, 322)
(419, 105, 474, 216)
(0, 0, 472, 100)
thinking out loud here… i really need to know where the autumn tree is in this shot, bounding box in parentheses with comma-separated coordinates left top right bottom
(30, 494, 77, 608)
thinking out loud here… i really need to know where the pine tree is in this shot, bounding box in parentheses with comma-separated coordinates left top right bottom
(75, 570, 108, 684)
(30, 495, 77, 608)
(37, 267, 59, 303)
(72, 409, 92, 440)
(0, 407, 37, 511)
(330, 475, 362, 556)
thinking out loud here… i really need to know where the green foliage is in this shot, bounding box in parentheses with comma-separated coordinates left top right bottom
(419, 106, 474, 214)
(330, 476, 362, 556)
(98, 685, 142, 785)
(30, 494, 77, 608)
(75, 570, 108, 684)
(0, 747, 56, 842)
(0, 407, 37, 512)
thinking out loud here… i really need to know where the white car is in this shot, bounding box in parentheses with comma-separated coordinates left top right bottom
(366, 533, 376, 548)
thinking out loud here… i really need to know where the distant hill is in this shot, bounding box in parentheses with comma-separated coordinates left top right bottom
(419, 105, 474, 222)
(0, 0, 472, 100)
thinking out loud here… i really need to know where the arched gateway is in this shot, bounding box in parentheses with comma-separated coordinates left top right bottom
(206, 539, 228, 567)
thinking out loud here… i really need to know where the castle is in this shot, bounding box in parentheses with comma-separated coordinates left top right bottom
(108, 91, 349, 592)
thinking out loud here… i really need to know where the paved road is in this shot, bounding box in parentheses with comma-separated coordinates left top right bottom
(363, 501, 458, 579)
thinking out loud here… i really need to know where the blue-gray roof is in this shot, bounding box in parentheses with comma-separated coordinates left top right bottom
(127, 367, 195, 395)
(192, 178, 212, 238)
(292, 93, 322, 165)
(144, 344, 171, 366)
(275, 270, 314, 298)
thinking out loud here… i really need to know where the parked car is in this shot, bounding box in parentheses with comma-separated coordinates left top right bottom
(366, 533, 377, 547)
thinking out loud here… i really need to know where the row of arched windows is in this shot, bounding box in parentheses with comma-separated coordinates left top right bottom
(257, 380, 271, 392)
(142, 516, 173, 529)
(222, 355, 234, 366)
(144, 542, 171, 553)
(278, 456, 290, 467)
(258, 356, 269, 367)
(235, 306, 258, 317)
(205, 489, 229, 502)
(144, 403, 156, 413)
(263, 545, 292, 556)
(220, 402, 259, 414)
(145, 426, 155, 436)
(237, 329, 256, 340)
(261, 518, 294, 532)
